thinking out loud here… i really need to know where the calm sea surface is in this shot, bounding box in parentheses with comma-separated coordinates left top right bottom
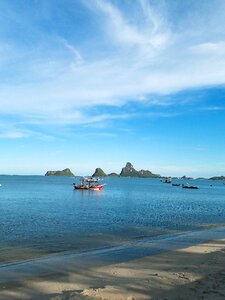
(0, 175, 225, 264)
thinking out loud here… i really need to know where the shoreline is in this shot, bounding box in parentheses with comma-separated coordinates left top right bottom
(1, 231, 225, 299)
(1, 223, 224, 268)
(0, 227, 174, 267)
(1, 226, 225, 269)
(1, 226, 225, 280)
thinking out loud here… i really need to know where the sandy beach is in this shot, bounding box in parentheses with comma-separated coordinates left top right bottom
(0, 237, 225, 300)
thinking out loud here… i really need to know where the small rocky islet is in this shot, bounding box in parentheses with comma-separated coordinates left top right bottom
(45, 168, 74, 177)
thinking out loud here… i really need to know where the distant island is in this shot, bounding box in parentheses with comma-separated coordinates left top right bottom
(209, 176, 225, 180)
(45, 168, 74, 177)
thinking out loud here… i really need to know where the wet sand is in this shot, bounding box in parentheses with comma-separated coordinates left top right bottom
(1, 233, 225, 299)
(0, 228, 172, 266)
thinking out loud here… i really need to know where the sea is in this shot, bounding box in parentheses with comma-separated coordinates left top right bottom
(0, 175, 225, 265)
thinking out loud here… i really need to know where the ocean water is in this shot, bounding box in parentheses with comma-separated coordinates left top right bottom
(0, 175, 225, 264)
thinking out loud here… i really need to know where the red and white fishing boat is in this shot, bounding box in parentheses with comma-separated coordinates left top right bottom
(73, 177, 106, 191)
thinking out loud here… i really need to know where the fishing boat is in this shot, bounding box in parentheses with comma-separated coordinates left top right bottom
(73, 177, 105, 191)
(182, 184, 199, 189)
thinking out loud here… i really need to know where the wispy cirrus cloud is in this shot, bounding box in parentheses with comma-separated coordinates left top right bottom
(89, 0, 171, 52)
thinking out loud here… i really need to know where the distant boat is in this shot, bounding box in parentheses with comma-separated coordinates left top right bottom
(182, 184, 199, 189)
(172, 183, 181, 186)
(163, 177, 172, 183)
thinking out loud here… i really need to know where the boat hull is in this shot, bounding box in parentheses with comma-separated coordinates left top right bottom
(74, 185, 89, 190)
(89, 184, 104, 191)
(73, 184, 105, 191)
(182, 185, 199, 189)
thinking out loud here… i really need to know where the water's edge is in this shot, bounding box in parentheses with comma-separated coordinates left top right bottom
(1, 226, 225, 284)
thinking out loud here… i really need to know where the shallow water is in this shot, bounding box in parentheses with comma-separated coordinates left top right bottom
(0, 176, 225, 264)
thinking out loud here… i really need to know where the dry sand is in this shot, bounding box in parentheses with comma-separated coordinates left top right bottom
(1, 239, 225, 300)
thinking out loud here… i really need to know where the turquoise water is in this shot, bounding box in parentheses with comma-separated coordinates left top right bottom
(0, 175, 225, 263)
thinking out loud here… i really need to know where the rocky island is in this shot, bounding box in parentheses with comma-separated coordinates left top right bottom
(45, 168, 74, 177)
(120, 162, 160, 178)
(92, 168, 107, 177)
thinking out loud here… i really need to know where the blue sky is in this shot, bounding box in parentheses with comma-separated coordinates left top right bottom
(0, 0, 225, 177)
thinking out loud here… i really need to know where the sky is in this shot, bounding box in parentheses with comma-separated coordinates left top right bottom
(0, 0, 225, 177)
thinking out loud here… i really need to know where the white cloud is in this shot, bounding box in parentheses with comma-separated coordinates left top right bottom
(0, 123, 56, 140)
(190, 42, 225, 56)
(96, 0, 145, 46)
(91, 0, 171, 56)
(0, 131, 30, 139)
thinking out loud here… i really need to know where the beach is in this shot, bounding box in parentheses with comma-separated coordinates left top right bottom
(1, 236, 225, 300)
